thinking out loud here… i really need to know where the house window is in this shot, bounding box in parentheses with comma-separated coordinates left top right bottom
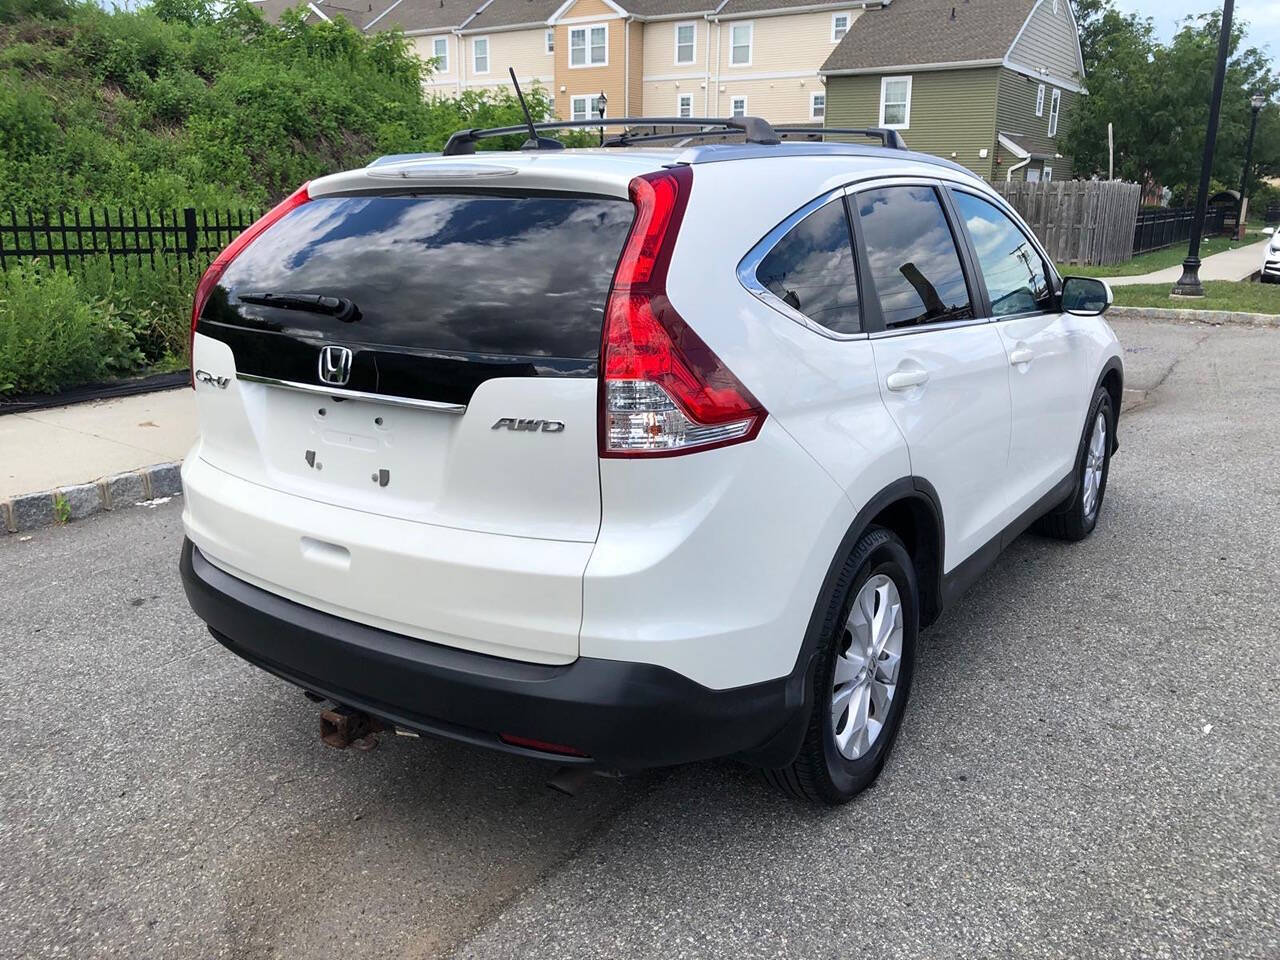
(1026, 167, 1041, 183)
(675, 22, 696, 65)
(570, 94, 604, 122)
(677, 93, 693, 118)
(569, 24, 607, 67)
(432, 36, 448, 73)
(879, 75, 911, 128)
(730, 95, 747, 117)
(1042, 165, 1054, 182)
(831, 12, 850, 41)
(545, 29, 554, 54)
(730, 22, 752, 66)
(1035, 82, 1045, 117)
(472, 36, 489, 74)
(810, 92, 826, 119)
(1048, 88, 1061, 136)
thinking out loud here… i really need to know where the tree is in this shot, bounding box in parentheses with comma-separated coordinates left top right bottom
(1063, 8, 1279, 197)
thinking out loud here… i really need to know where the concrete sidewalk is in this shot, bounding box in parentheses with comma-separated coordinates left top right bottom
(0, 388, 195, 501)
(1107, 236, 1268, 286)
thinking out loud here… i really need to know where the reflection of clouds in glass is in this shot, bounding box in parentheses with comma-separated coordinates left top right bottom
(218, 195, 633, 359)
(953, 193, 1050, 317)
(858, 186, 971, 328)
(757, 200, 860, 334)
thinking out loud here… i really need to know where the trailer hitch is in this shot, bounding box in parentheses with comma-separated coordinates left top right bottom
(320, 705, 386, 750)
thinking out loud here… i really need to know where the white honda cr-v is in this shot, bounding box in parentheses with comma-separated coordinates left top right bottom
(180, 118, 1122, 804)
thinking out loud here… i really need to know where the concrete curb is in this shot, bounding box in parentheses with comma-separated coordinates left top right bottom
(1109, 305, 1280, 327)
(2, 462, 182, 536)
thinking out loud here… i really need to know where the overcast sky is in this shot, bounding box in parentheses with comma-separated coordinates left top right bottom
(1114, 0, 1279, 63)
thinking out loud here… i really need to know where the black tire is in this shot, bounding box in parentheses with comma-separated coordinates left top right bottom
(765, 527, 919, 805)
(1032, 385, 1115, 542)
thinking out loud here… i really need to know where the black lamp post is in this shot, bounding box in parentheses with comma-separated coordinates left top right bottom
(1237, 93, 1266, 238)
(597, 90, 608, 146)
(1172, 0, 1236, 298)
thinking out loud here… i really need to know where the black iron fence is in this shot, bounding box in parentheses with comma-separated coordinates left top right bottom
(1133, 205, 1229, 256)
(0, 206, 259, 275)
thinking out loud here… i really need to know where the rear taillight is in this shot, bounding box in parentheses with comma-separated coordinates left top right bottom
(189, 182, 311, 385)
(599, 166, 766, 457)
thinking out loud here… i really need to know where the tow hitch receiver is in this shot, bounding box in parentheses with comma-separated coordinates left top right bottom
(320, 705, 386, 750)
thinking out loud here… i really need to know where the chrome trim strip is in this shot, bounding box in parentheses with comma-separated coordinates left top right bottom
(736, 188, 869, 342)
(237, 374, 467, 413)
(868, 317, 992, 339)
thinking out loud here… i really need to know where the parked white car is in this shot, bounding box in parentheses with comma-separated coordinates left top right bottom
(180, 118, 1122, 804)
(1261, 226, 1280, 283)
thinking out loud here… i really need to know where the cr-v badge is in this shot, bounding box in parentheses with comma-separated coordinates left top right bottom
(491, 418, 566, 433)
(194, 370, 230, 389)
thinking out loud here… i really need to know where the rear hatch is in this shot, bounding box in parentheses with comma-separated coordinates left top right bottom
(193, 177, 636, 543)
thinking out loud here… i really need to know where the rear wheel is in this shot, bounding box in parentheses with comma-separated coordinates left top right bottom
(1033, 386, 1114, 542)
(765, 527, 918, 804)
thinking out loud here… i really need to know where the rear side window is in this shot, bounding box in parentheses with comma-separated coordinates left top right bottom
(755, 199, 861, 334)
(208, 193, 634, 361)
(855, 185, 973, 330)
(950, 191, 1052, 316)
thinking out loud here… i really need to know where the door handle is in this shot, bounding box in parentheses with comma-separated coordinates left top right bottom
(886, 369, 929, 391)
(1009, 347, 1034, 366)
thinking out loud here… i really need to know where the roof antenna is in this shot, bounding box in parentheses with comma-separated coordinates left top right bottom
(508, 67, 564, 152)
(950, 6, 956, 18)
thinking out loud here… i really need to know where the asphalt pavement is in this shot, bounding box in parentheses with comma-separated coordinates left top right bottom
(2, 316, 1277, 959)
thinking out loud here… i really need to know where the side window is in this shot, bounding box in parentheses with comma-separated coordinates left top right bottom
(951, 191, 1053, 316)
(755, 198, 861, 334)
(855, 185, 973, 330)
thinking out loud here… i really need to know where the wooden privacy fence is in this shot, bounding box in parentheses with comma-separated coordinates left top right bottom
(0, 206, 259, 275)
(992, 179, 1142, 266)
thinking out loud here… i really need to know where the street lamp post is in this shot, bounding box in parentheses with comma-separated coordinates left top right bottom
(1237, 93, 1266, 239)
(1172, 0, 1236, 298)
(597, 90, 608, 146)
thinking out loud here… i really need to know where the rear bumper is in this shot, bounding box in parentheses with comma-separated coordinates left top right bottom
(180, 539, 798, 769)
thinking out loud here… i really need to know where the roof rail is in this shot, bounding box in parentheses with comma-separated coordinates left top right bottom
(775, 127, 909, 151)
(442, 116, 782, 156)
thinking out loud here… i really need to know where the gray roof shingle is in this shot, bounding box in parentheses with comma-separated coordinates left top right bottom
(821, 0, 1036, 73)
(364, 0, 475, 33)
(461, 0, 563, 31)
(624, 0, 717, 17)
(716, 0, 854, 16)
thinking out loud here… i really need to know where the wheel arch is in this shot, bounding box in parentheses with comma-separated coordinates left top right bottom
(1096, 355, 1124, 452)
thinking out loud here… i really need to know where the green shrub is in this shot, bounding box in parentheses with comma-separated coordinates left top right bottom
(0, 260, 144, 395)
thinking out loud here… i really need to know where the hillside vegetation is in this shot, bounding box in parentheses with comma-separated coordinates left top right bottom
(0, 0, 555, 210)
(0, 0, 557, 396)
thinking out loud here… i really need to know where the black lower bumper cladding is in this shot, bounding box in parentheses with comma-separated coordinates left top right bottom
(179, 539, 795, 769)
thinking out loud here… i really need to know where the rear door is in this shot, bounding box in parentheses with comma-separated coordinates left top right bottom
(947, 187, 1085, 515)
(853, 181, 1013, 572)
(192, 189, 635, 543)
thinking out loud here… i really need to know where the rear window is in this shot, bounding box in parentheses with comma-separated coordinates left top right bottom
(206, 193, 634, 361)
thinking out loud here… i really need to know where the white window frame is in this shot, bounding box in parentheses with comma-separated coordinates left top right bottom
(569, 23, 608, 68)
(1035, 82, 1045, 117)
(810, 91, 826, 119)
(1048, 87, 1061, 137)
(472, 35, 489, 74)
(878, 75, 911, 129)
(570, 94, 603, 122)
(729, 95, 747, 117)
(676, 92, 694, 118)
(545, 29, 554, 54)
(1042, 165, 1054, 182)
(431, 35, 449, 73)
(831, 12, 850, 42)
(674, 21, 697, 66)
(729, 22, 752, 67)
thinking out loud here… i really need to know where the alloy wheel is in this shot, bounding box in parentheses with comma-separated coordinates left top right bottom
(1082, 411, 1107, 519)
(831, 574, 903, 760)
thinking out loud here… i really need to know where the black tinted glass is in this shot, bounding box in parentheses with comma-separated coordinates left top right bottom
(756, 199, 861, 334)
(210, 193, 634, 360)
(952, 191, 1052, 316)
(856, 186, 973, 330)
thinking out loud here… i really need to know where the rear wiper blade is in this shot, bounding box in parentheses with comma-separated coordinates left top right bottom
(238, 292, 360, 323)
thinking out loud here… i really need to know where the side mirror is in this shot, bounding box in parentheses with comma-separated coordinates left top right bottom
(1264, 226, 1276, 236)
(1061, 276, 1113, 317)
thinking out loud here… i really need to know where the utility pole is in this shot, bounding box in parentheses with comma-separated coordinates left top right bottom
(1171, 0, 1235, 298)
(1108, 122, 1114, 180)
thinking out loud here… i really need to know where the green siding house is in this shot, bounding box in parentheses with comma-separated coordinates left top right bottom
(820, 0, 1085, 182)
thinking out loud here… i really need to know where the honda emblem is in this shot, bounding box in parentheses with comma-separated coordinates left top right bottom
(318, 345, 353, 387)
